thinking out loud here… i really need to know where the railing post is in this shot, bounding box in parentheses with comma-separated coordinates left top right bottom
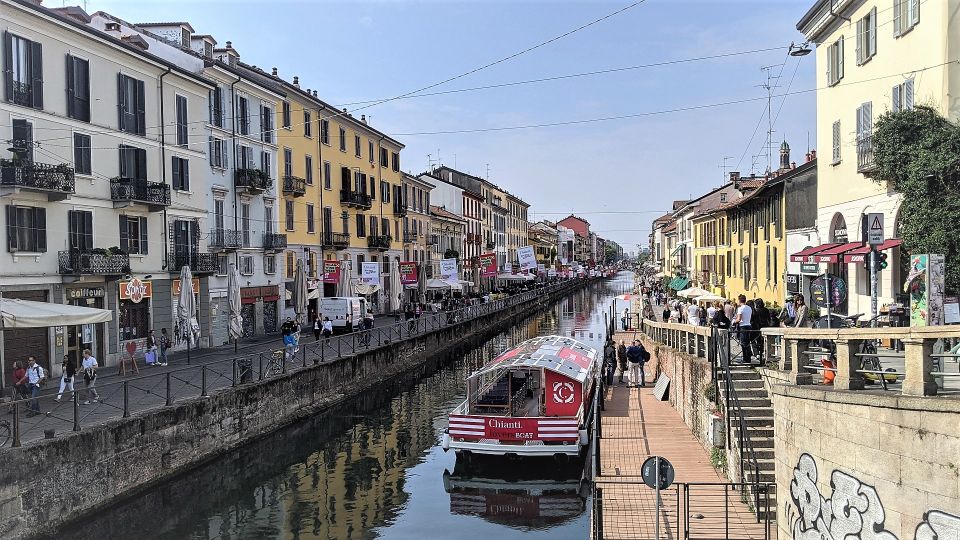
(833, 339, 864, 390)
(123, 381, 130, 418)
(11, 402, 21, 447)
(201, 364, 208, 396)
(73, 391, 80, 432)
(232, 358, 237, 386)
(165, 372, 172, 406)
(786, 338, 813, 385)
(903, 337, 938, 396)
(302, 344, 307, 367)
(258, 353, 264, 380)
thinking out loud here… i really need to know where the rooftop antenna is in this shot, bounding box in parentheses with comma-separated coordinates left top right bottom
(485, 163, 490, 180)
(759, 64, 782, 173)
(718, 156, 735, 184)
(437, 148, 442, 168)
(427, 153, 434, 171)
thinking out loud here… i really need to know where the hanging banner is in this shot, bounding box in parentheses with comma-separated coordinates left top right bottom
(322, 260, 341, 284)
(537, 263, 546, 275)
(440, 258, 459, 285)
(547, 268, 557, 277)
(399, 261, 419, 285)
(517, 245, 537, 270)
(478, 252, 497, 278)
(360, 262, 381, 286)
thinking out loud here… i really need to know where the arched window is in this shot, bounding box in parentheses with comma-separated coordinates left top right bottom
(829, 213, 848, 243)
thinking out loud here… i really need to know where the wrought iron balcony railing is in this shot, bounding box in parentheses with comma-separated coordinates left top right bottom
(393, 202, 408, 216)
(110, 177, 171, 210)
(11, 81, 34, 107)
(322, 232, 350, 249)
(857, 134, 876, 174)
(402, 232, 418, 244)
(485, 241, 496, 250)
(367, 235, 392, 251)
(58, 250, 130, 276)
(208, 228, 243, 250)
(0, 159, 75, 200)
(340, 190, 372, 209)
(282, 175, 306, 197)
(235, 168, 271, 193)
(263, 233, 288, 251)
(168, 251, 218, 274)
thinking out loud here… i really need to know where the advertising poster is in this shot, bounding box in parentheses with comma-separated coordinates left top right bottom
(517, 245, 537, 270)
(399, 261, 418, 285)
(478, 252, 497, 278)
(322, 260, 341, 284)
(440, 258, 459, 285)
(360, 262, 380, 286)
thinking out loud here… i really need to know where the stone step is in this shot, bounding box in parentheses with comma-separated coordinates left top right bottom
(729, 379, 766, 390)
(729, 426, 775, 443)
(728, 370, 762, 381)
(735, 406, 774, 419)
(720, 385, 768, 397)
(722, 396, 771, 408)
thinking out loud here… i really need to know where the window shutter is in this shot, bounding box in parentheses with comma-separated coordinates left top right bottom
(3, 32, 12, 101)
(30, 40, 42, 109)
(892, 85, 901, 112)
(905, 79, 914, 109)
(910, 0, 919, 26)
(208, 137, 214, 167)
(869, 7, 877, 57)
(35, 208, 46, 252)
(856, 105, 863, 141)
(837, 37, 844, 80)
(6, 205, 18, 252)
(135, 79, 146, 135)
(137, 148, 147, 181)
(66, 55, 76, 118)
(140, 217, 148, 254)
(117, 74, 126, 131)
(855, 18, 863, 65)
(172, 158, 181, 190)
(826, 45, 833, 84)
(864, 102, 873, 133)
(119, 215, 129, 253)
(893, 0, 902, 36)
(832, 121, 841, 162)
(182, 159, 189, 191)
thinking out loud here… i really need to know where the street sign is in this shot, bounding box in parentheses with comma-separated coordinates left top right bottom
(809, 274, 847, 309)
(867, 213, 885, 246)
(641, 456, 675, 490)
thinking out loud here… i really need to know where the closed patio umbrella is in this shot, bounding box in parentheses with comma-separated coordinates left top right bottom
(178, 264, 196, 364)
(390, 260, 402, 313)
(227, 263, 243, 353)
(293, 260, 308, 322)
(337, 261, 352, 297)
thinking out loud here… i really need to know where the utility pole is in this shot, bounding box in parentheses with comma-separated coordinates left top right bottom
(870, 248, 878, 327)
(759, 65, 781, 174)
(718, 156, 735, 183)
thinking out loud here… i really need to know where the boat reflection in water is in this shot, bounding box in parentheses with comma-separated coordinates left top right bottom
(442, 458, 589, 530)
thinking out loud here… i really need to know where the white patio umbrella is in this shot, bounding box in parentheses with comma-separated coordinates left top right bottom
(677, 286, 712, 299)
(227, 263, 243, 353)
(694, 293, 726, 303)
(293, 260, 308, 322)
(389, 261, 402, 312)
(337, 261, 352, 297)
(178, 264, 196, 363)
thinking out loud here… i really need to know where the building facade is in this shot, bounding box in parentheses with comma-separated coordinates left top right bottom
(401, 172, 433, 272)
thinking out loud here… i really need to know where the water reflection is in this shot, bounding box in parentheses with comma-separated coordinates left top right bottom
(60, 273, 633, 540)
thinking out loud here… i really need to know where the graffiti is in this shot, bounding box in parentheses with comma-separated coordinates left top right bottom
(789, 453, 960, 540)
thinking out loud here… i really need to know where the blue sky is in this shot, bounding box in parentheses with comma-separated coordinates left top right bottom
(89, 0, 817, 252)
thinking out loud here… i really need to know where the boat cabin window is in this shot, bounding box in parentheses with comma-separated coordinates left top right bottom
(469, 368, 543, 417)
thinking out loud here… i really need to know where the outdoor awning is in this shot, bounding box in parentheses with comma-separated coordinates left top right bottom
(845, 239, 904, 263)
(0, 298, 113, 328)
(790, 243, 840, 263)
(814, 242, 865, 263)
(669, 277, 690, 290)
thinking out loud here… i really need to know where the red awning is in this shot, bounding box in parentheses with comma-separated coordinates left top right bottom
(814, 242, 866, 263)
(790, 243, 840, 263)
(846, 239, 904, 263)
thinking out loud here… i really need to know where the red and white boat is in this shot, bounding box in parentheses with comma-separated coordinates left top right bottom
(442, 335, 600, 459)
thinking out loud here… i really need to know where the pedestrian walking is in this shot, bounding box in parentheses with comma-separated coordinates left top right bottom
(145, 329, 158, 366)
(732, 294, 754, 365)
(9, 361, 26, 412)
(159, 328, 170, 366)
(81, 349, 100, 404)
(621, 307, 629, 331)
(322, 317, 333, 343)
(18, 356, 45, 416)
(617, 341, 628, 384)
(313, 317, 322, 341)
(686, 302, 700, 326)
(55, 354, 77, 402)
(281, 317, 298, 361)
(625, 340, 649, 387)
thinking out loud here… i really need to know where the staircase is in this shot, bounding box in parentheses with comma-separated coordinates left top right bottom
(719, 364, 776, 516)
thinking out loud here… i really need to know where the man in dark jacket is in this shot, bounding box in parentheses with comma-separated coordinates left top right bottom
(617, 341, 628, 384)
(625, 340, 648, 387)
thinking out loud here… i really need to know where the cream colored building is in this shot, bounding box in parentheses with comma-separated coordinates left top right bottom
(796, 0, 956, 314)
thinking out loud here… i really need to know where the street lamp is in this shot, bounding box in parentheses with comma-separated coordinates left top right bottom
(788, 42, 812, 57)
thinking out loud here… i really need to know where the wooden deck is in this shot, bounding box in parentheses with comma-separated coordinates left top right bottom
(595, 364, 773, 540)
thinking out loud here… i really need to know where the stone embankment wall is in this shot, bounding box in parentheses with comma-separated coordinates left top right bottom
(0, 280, 592, 540)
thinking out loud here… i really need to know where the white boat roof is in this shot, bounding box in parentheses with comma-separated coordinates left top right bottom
(471, 335, 598, 383)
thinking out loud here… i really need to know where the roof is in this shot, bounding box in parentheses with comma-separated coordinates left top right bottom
(135, 21, 195, 32)
(472, 335, 597, 383)
(796, 0, 829, 32)
(558, 215, 590, 226)
(739, 179, 766, 190)
(430, 205, 465, 222)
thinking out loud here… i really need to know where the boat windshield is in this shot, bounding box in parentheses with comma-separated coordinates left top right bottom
(469, 368, 542, 417)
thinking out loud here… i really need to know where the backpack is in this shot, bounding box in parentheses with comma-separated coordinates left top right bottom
(639, 345, 651, 363)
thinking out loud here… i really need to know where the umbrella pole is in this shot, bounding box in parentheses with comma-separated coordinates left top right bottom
(187, 331, 191, 364)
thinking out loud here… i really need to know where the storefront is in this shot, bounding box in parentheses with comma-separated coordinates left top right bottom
(2, 288, 51, 377)
(240, 286, 280, 336)
(64, 286, 106, 369)
(118, 278, 153, 365)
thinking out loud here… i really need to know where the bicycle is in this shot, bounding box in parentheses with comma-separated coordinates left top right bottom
(813, 313, 896, 385)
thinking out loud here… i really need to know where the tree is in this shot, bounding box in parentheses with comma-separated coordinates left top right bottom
(872, 105, 960, 292)
(443, 248, 459, 260)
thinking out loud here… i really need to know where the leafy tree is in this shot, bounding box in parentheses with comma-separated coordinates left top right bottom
(443, 248, 459, 260)
(872, 105, 960, 292)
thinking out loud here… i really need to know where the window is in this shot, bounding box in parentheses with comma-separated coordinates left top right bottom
(826, 37, 844, 86)
(856, 7, 877, 65)
(4, 33, 43, 108)
(831, 120, 841, 164)
(381, 181, 389, 202)
(285, 200, 294, 231)
(264, 254, 276, 274)
(261, 105, 273, 143)
(391, 152, 399, 172)
(305, 156, 313, 184)
(119, 299, 149, 341)
(380, 148, 389, 167)
(323, 161, 331, 189)
(172, 157, 190, 191)
(68, 210, 92, 251)
(892, 79, 915, 112)
(323, 207, 333, 237)
(66, 55, 90, 121)
(210, 87, 223, 128)
(307, 204, 315, 233)
(285, 251, 295, 279)
(342, 211, 349, 234)
(7, 204, 47, 253)
(304, 111, 312, 138)
(893, 0, 919, 37)
(369, 140, 374, 162)
(239, 145, 252, 169)
(339, 127, 347, 151)
(356, 214, 366, 237)
(119, 144, 147, 180)
(118, 73, 146, 134)
(176, 95, 188, 146)
(370, 215, 378, 237)
(204, 42, 213, 59)
(282, 101, 291, 128)
(283, 148, 293, 178)
(320, 119, 329, 144)
(240, 255, 254, 275)
(370, 177, 376, 200)
(209, 137, 228, 169)
(73, 133, 91, 175)
(214, 199, 225, 231)
(260, 151, 271, 177)
(265, 204, 274, 234)
(11, 118, 33, 162)
(119, 215, 148, 255)
(773, 247, 778, 284)
(355, 134, 362, 157)
(241, 203, 251, 247)
(382, 217, 389, 237)
(765, 245, 771, 281)
(856, 101, 874, 169)
(216, 254, 228, 275)
(238, 96, 250, 135)
(181, 28, 191, 48)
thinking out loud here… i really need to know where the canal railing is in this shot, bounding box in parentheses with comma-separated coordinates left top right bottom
(2, 279, 592, 449)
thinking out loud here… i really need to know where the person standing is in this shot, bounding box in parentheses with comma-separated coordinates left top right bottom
(18, 356, 45, 416)
(321, 317, 333, 343)
(661, 305, 670, 322)
(617, 341, 628, 384)
(793, 295, 808, 328)
(625, 340, 648, 387)
(687, 302, 700, 326)
(159, 328, 170, 366)
(603, 340, 616, 386)
(732, 295, 754, 365)
(711, 301, 731, 329)
(313, 317, 322, 341)
(145, 329, 158, 366)
(706, 301, 718, 323)
(55, 354, 77, 402)
(752, 298, 771, 360)
(281, 317, 297, 361)
(81, 349, 100, 404)
(10, 361, 27, 409)
(723, 300, 735, 322)
(621, 307, 629, 331)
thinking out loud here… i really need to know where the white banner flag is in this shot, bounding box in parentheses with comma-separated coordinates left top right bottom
(517, 246, 537, 271)
(360, 262, 380, 286)
(439, 258, 459, 285)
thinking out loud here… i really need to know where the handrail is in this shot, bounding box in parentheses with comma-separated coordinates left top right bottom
(720, 329, 763, 520)
(761, 325, 960, 339)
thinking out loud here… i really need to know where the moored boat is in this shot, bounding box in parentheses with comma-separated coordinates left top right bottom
(442, 335, 600, 459)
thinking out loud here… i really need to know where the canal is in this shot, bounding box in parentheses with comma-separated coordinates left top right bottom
(62, 273, 633, 540)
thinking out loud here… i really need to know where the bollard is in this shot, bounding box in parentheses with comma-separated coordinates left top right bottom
(201, 365, 208, 396)
(165, 372, 172, 406)
(123, 381, 130, 418)
(73, 391, 80, 432)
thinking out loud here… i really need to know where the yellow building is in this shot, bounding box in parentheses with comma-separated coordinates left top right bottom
(721, 175, 786, 305)
(529, 221, 558, 266)
(691, 209, 729, 297)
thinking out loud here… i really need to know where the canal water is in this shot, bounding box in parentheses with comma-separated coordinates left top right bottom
(62, 273, 634, 540)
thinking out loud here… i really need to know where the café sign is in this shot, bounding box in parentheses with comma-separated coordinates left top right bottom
(119, 278, 152, 303)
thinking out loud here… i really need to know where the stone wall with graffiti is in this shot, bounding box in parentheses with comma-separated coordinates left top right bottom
(773, 385, 960, 540)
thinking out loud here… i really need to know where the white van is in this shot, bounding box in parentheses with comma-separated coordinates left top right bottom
(320, 297, 367, 333)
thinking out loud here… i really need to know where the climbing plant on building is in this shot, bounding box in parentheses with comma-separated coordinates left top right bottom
(872, 105, 960, 293)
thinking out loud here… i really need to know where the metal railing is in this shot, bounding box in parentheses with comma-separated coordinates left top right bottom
(109, 177, 171, 208)
(323, 232, 350, 249)
(393, 202, 408, 216)
(857, 134, 876, 173)
(2, 279, 589, 449)
(402, 233, 418, 244)
(168, 251, 218, 274)
(57, 250, 130, 275)
(367, 235, 391, 250)
(235, 168, 271, 193)
(340, 190, 372, 209)
(262, 233, 288, 251)
(282, 175, 306, 196)
(208, 228, 243, 250)
(1, 159, 76, 195)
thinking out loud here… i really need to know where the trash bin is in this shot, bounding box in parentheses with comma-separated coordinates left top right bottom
(238, 358, 253, 384)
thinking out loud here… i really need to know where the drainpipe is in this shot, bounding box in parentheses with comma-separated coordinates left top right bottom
(316, 105, 325, 254)
(159, 67, 172, 269)
(230, 76, 241, 265)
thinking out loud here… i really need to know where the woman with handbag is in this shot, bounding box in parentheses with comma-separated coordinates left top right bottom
(54, 354, 77, 402)
(145, 329, 158, 366)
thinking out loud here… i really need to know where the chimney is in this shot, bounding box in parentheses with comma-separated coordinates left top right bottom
(104, 21, 122, 38)
(271, 67, 278, 77)
(312, 90, 318, 97)
(361, 114, 367, 124)
(225, 40, 233, 49)
(292, 76, 299, 88)
(809, 149, 816, 162)
(342, 108, 348, 113)
(729, 171, 740, 183)
(791, 161, 796, 169)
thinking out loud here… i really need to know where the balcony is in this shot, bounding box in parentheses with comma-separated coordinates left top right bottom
(282, 175, 307, 197)
(367, 235, 392, 251)
(168, 251, 218, 274)
(0, 159, 75, 201)
(58, 249, 130, 276)
(485, 241, 496, 250)
(208, 228, 242, 251)
(340, 190, 372, 209)
(323, 232, 350, 249)
(393, 202, 408, 217)
(263, 233, 288, 252)
(235, 168, 271, 194)
(11, 81, 34, 107)
(857, 134, 877, 174)
(402, 232, 418, 244)
(110, 177, 171, 211)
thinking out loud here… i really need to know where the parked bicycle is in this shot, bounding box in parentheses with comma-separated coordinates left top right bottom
(812, 313, 897, 385)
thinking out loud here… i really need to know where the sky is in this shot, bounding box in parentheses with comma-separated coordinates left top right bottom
(86, 0, 818, 253)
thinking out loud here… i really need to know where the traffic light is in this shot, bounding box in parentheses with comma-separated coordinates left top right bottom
(877, 252, 888, 270)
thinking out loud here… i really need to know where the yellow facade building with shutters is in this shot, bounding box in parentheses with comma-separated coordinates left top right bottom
(691, 210, 729, 297)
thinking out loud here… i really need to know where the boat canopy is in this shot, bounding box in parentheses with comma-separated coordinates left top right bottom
(470, 335, 597, 383)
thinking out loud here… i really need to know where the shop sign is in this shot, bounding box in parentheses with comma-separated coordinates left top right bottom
(478, 253, 497, 278)
(800, 262, 819, 275)
(360, 262, 380, 286)
(809, 274, 847, 309)
(119, 279, 152, 303)
(399, 262, 418, 285)
(786, 274, 800, 294)
(322, 260, 341, 284)
(172, 278, 200, 296)
(67, 287, 104, 300)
